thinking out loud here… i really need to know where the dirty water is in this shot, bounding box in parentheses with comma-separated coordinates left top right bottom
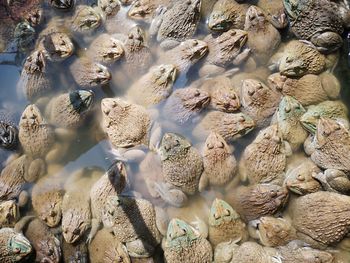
(1, 0, 350, 262)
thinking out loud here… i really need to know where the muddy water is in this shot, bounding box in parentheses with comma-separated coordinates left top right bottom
(1, 0, 350, 262)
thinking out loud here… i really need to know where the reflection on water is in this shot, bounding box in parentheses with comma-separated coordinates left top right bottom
(1, 0, 350, 262)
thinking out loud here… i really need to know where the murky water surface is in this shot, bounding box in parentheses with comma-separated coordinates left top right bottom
(1, 0, 350, 262)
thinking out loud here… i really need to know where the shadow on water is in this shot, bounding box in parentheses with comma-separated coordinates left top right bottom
(107, 160, 164, 262)
(336, 31, 350, 112)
